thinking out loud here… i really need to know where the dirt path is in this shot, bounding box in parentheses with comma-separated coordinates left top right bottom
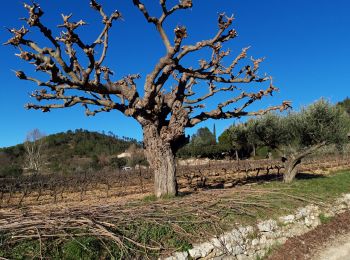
(268, 210, 350, 260)
(312, 233, 350, 260)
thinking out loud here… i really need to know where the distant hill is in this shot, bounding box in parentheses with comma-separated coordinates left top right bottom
(0, 129, 141, 177)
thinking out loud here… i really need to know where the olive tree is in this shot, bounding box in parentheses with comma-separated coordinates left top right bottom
(191, 127, 216, 146)
(6, 1, 289, 197)
(246, 119, 261, 157)
(219, 124, 249, 160)
(251, 100, 350, 183)
(282, 100, 350, 182)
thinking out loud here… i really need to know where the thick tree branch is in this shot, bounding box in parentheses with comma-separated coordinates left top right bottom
(6, 1, 141, 118)
(7, 1, 290, 140)
(188, 100, 292, 127)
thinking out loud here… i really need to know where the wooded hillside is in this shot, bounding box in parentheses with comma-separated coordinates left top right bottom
(0, 129, 140, 177)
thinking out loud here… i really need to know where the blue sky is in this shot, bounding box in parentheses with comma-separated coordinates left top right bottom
(0, 0, 349, 148)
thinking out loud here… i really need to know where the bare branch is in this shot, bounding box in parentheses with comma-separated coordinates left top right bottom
(189, 101, 292, 127)
(7, 1, 290, 149)
(6, 2, 138, 118)
(186, 78, 290, 126)
(6, 1, 291, 197)
(184, 84, 237, 104)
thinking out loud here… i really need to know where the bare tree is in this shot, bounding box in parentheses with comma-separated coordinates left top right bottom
(24, 129, 45, 173)
(6, 1, 290, 197)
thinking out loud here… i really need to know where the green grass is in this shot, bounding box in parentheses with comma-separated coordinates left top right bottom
(142, 194, 158, 202)
(2, 170, 350, 259)
(319, 213, 333, 224)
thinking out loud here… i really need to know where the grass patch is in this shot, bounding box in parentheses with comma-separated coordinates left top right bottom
(319, 213, 333, 224)
(142, 194, 157, 202)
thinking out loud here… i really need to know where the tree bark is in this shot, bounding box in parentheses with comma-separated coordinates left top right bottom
(283, 155, 301, 183)
(283, 142, 326, 183)
(143, 125, 177, 198)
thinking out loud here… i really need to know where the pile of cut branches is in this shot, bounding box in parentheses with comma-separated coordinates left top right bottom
(0, 186, 328, 259)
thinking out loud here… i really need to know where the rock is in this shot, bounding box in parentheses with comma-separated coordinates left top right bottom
(210, 237, 223, 248)
(304, 214, 321, 228)
(236, 254, 250, 260)
(163, 251, 189, 260)
(279, 214, 295, 224)
(336, 194, 350, 209)
(259, 235, 267, 245)
(188, 242, 214, 259)
(295, 205, 319, 220)
(265, 239, 276, 248)
(295, 207, 309, 220)
(220, 229, 244, 246)
(257, 219, 278, 233)
(225, 244, 244, 256)
(224, 182, 234, 188)
(187, 247, 201, 259)
(238, 226, 254, 238)
(251, 238, 259, 247)
(342, 193, 350, 205)
(211, 255, 235, 260)
(284, 222, 309, 237)
(304, 217, 313, 227)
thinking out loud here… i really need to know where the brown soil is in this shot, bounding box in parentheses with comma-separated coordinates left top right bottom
(268, 210, 350, 260)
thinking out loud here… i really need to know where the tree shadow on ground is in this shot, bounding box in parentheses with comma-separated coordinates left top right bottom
(179, 172, 326, 196)
(295, 172, 326, 180)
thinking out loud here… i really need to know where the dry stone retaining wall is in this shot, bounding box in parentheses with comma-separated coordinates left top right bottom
(163, 194, 350, 260)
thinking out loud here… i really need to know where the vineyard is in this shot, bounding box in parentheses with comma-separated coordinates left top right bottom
(1, 154, 350, 208)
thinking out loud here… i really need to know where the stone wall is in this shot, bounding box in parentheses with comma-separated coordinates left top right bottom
(163, 194, 350, 260)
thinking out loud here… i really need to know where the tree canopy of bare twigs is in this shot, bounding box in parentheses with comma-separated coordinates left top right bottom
(6, 0, 290, 197)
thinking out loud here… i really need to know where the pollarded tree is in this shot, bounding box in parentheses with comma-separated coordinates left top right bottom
(6, 1, 290, 197)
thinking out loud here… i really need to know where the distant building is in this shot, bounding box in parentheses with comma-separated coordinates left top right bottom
(117, 152, 132, 158)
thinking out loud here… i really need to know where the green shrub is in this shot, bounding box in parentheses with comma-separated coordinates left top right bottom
(0, 164, 23, 177)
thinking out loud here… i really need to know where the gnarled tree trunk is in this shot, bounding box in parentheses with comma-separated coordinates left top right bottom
(143, 125, 178, 198)
(283, 155, 302, 183)
(283, 142, 326, 183)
